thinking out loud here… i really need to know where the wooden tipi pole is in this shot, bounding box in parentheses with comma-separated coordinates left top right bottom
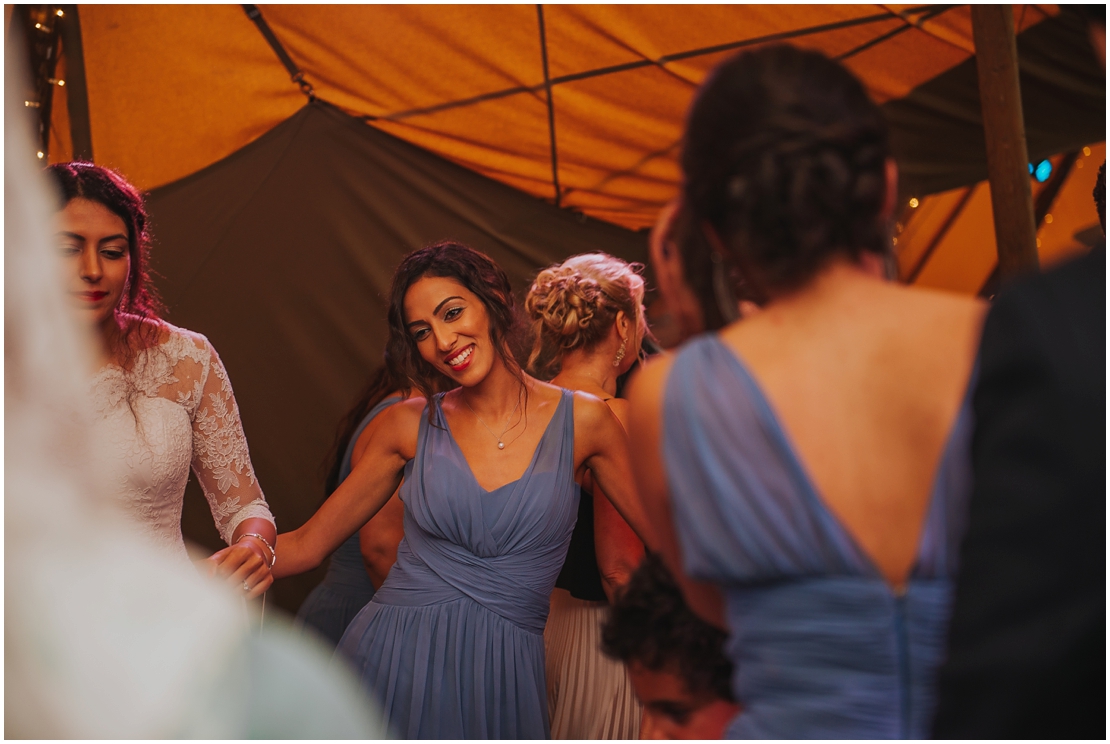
(971, 4, 1039, 280)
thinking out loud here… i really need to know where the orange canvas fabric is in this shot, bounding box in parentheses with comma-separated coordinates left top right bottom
(55, 4, 1059, 227)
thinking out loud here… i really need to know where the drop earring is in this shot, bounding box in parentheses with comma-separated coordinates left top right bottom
(612, 339, 627, 367)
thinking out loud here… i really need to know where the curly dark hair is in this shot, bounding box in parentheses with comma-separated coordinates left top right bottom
(679, 45, 892, 299)
(601, 553, 735, 702)
(385, 241, 527, 404)
(46, 161, 165, 355)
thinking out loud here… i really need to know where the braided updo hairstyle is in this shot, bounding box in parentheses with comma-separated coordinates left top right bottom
(680, 45, 892, 298)
(525, 253, 646, 380)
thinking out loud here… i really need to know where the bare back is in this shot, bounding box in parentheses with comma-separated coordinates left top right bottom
(719, 267, 985, 588)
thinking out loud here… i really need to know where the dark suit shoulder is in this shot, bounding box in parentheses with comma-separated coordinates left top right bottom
(933, 248, 1106, 739)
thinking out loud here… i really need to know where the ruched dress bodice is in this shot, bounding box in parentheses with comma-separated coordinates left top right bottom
(338, 389, 580, 738)
(663, 335, 974, 739)
(296, 395, 402, 647)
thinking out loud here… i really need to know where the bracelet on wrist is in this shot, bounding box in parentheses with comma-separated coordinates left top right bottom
(236, 532, 276, 569)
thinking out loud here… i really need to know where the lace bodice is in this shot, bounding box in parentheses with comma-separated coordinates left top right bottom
(90, 323, 275, 560)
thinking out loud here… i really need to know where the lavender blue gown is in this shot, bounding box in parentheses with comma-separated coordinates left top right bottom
(295, 396, 402, 648)
(663, 335, 975, 739)
(337, 389, 579, 739)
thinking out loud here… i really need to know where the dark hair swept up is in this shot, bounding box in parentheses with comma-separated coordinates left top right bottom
(385, 241, 527, 403)
(46, 161, 165, 354)
(679, 45, 892, 299)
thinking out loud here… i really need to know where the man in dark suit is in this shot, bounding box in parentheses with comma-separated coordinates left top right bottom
(933, 102, 1106, 743)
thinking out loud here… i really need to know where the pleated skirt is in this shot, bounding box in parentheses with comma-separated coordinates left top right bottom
(544, 588, 642, 739)
(337, 595, 550, 739)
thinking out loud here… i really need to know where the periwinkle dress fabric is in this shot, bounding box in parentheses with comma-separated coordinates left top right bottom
(296, 395, 402, 648)
(337, 389, 580, 739)
(663, 335, 975, 739)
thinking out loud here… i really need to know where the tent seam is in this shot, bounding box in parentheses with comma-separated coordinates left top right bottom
(380, 5, 949, 123)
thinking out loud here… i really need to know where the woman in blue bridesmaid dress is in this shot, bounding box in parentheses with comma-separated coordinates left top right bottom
(294, 366, 407, 648)
(276, 241, 649, 739)
(628, 46, 986, 738)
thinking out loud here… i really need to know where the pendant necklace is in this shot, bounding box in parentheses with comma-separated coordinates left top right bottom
(464, 392, 523, 450)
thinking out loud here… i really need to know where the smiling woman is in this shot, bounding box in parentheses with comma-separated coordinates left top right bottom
(274, 241, 651, 739)
(47, 162, 278, 599)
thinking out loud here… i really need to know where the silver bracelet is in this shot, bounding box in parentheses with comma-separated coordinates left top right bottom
(236, 532, 276, 568)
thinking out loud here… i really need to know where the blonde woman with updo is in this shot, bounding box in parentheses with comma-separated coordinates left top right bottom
(526, 253, 647, 740)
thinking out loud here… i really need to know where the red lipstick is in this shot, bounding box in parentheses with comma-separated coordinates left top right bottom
(445, 344, 474, 373)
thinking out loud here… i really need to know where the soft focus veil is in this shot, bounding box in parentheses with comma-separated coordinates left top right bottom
(4, 42, 388, 738)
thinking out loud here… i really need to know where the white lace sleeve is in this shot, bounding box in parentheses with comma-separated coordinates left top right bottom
(190, 339, 275, 544)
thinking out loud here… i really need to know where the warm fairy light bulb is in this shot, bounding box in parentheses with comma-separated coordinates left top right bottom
(1036, 238, 1042, 248)
(908, 197, 919, 208)
(34, 23, 41, 29)
(57, 80, 65, 86)
(1083, 146, 1092, 156)
(892, 237, 899, 246)
(56, 8, 64, 16)
(1044, 214, 1053, 224)
(36, 151, 44, 159)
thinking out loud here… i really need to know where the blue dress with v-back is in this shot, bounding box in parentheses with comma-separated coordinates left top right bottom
(663, 334, 975, 739)
(337, 389, 579, 739)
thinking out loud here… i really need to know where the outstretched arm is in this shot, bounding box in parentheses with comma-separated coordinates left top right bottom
(275, 400, 420, 578)
(626, 357, 726, 629)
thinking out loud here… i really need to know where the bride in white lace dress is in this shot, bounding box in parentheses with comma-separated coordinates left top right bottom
(49, 162, 277, 597)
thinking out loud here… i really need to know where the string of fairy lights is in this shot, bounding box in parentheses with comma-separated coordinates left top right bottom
(895, 145, 1100, 257)
(20, 6, 67, 161)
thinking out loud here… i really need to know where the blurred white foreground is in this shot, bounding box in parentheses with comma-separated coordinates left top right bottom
(4, 43, 389, 739)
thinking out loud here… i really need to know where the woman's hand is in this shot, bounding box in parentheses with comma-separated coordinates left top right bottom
(205, 517, 277, 599)
(205, 538, 273, 600)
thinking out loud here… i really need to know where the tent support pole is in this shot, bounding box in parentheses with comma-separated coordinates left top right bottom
(536, 5, 562, 208)
(979, 150, 1080, 297)
(971, 4, 1038, 282)
(59, 5, 92, 161)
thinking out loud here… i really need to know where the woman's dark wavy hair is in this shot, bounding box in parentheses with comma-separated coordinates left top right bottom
(46, 161, 165, 354)
(385, 241, 527, 404)
(679, 44, 892, 299)
(601, 553, 735, 701)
